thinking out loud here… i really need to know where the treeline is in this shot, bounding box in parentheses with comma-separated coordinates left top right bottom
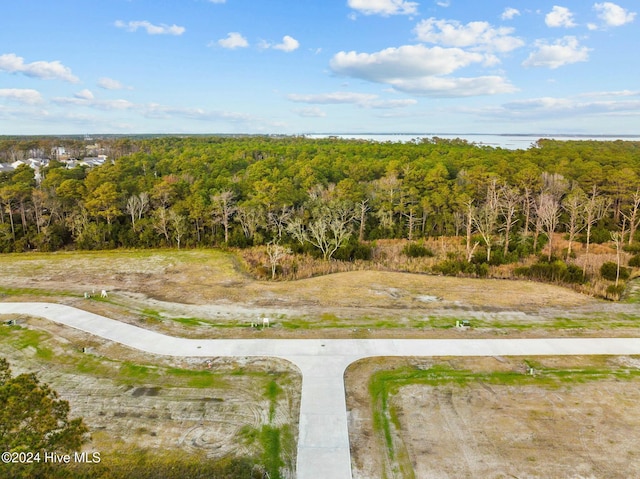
(1, 136, 639, 285)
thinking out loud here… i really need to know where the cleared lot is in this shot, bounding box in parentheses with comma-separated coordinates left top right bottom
(347, 356, 640, 479)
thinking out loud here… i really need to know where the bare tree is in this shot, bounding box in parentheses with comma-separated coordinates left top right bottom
(583, 186, 610, 254)
(211, 190, 237, 244)
(168, 209, 187, 249)
(624, 188, 640, 245)
(562, 186, 587, 257)
(356, 199, 369, 242)
(31, 189, 47, 235)
(287, 203, 355, 261)
(266, 241, 291, 279)
(125, 192, 149, 232)
(472, 180, 500, 262)
(236, 204, 263, 241)
(152, 207, 170, 245)
(536, 192, 561, 261)
(267, 206, 293, 240)
(521, 185, 534, 237)
(402, 204, 422, 241)
(498, 185, 519, 256)
(462, 199, 479, 262)
(610, 217, 627, 287)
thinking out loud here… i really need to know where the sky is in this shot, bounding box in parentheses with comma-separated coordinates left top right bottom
(0, 0, 638, 135)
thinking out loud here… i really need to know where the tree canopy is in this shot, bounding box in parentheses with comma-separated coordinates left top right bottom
(0, 358, 88, 454)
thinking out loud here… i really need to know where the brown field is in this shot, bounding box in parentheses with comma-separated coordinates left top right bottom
(347, 356, 640, 479)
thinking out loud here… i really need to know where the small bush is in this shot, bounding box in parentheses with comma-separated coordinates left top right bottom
(515, 260, 586, 284)
(600, 262, 630, 281)
(432, 259, 487, 277)
(606, 284, 626, 300)
(591, 226, 611, 244)
(334, 240, 373, 261)
(623, 243, 640, 254)
(402, 243, 434, 258)
(629, 254, 640, 268)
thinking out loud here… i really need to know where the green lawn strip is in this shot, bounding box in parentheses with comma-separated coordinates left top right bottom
(369, 362, 640, 477)
(0, 286, 78, 298)
(0, 323, 282, 390)
(279, 312, 640, 332)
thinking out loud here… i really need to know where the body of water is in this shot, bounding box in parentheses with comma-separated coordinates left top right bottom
(305, 133, 640, 150)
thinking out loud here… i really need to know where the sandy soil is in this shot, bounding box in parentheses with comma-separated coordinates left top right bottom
(347, 356, 640, 479)
(0, 316, 300, 467)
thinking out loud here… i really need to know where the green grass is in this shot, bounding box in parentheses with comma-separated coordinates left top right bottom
(165, 367, 228, 389)
(0, 286, 77, 297)
(278, 311, 640, 332)
(1, 326, 54, 360)
(623, 278, 640, 304)
(0, 323, 263, 390)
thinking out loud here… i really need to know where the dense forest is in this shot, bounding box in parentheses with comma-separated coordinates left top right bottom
(1, 135, 640, 297)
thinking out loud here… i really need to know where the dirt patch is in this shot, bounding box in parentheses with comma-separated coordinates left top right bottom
(0, 318, 300, 465)
(346, 356, 640, 479)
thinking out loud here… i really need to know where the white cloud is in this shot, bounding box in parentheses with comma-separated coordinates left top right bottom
(209, 0, 226, 3)
(594, 2, 636, 27)
(329, 44, 517, 97)
(501, 8, 520, 20)
(331, 45, 485, 81)
(294, 107, 327, 118)
(436, 1, 450, 7)
(0, 53, 79, 82)
(578, 89, 640, 98)
(0, 88, 43, 104)
(289, 92, 378, 104)
(54, 96, 135, 111)
(347, 0, 418, 16)
(115, 20, 185, 35)
(545, 6, 577, 28)
(414, 18, 524, 52)
(217, 32, 249, 49)
(288, 91, 417, 108)
(388, 76, 518, 97)
(74, 89, 94, 100)
(492, 93, 640, 120)
(51, 93, 261, 126)
(98, 77, 132, 90)
(273, 35, 300, 52)
(522, 36, 590, 69)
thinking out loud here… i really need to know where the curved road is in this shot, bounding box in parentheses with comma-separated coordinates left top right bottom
(2, 302, 640, 479)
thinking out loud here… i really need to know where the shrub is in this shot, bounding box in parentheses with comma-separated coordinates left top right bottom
(600, 261, 630, 281)
(333, 240, 373, 261)
(623, 243, 640, 254)
(629, 254, 640, 268)
(432, 259, 487, 277)
(606, 284, 626, 300)
(402, 242, 434, 258)
(590, 226, 611, 244)
(515, 260, 586, 284)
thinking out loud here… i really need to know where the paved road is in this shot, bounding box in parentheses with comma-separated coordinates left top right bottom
(2, 302, 640, 479)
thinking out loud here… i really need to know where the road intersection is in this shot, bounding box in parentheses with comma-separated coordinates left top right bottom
(2, 302, 640, 478)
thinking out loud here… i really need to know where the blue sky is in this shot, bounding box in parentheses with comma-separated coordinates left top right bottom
(0, 0, 638, 135)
